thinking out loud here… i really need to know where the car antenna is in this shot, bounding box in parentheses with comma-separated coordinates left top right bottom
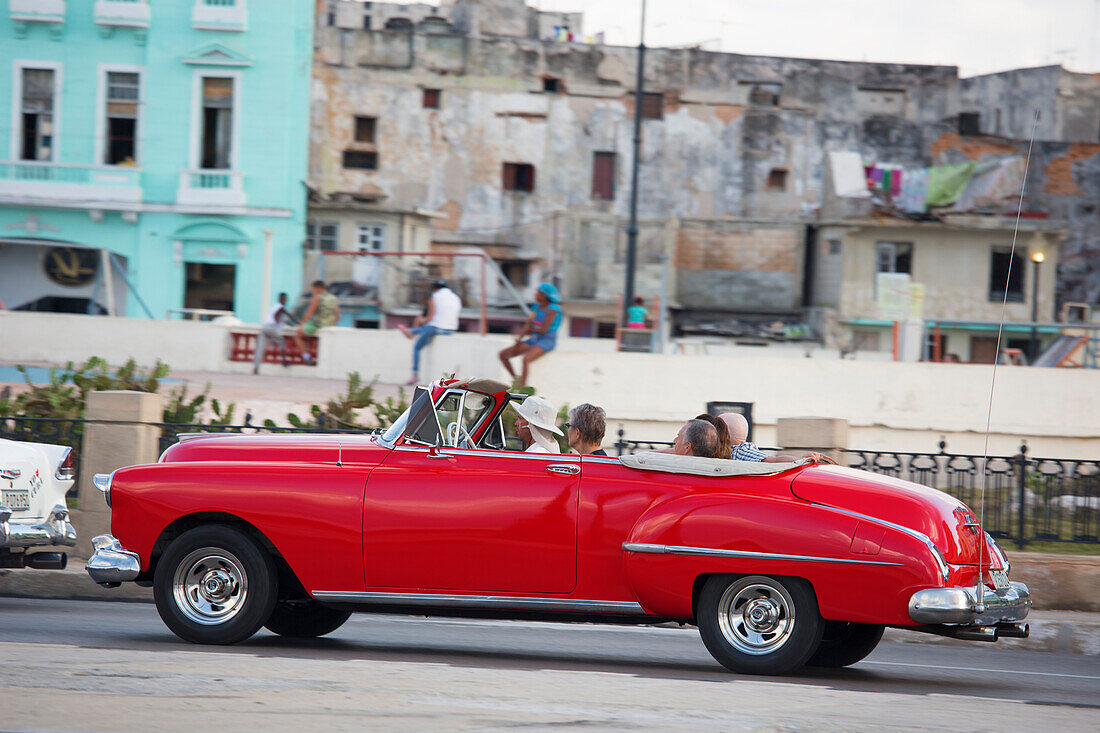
(337, 440, 343, 467)
(975, 108, 1039, 614)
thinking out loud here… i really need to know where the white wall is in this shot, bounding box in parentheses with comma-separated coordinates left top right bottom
(3, 312, 1098, 458)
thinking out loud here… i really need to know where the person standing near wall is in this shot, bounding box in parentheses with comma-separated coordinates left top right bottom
(252, 292, 296, 375)
(398, 279, 462, 385)
(625, 296, 650, 328)
(499, 282, 563, 386)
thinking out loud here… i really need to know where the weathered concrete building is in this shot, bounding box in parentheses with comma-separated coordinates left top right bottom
(308, 0, 1099, 345)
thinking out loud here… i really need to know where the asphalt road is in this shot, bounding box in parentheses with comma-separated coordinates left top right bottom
(2, 597, 1098, 731)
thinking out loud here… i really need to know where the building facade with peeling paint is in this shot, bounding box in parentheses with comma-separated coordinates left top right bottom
(0, 0, 313, 323)
(308, 0, 1099, 354)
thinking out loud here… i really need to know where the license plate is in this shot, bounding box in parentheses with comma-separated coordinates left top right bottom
(1, 490, 30, 511)
(989, 569, 1011, 590)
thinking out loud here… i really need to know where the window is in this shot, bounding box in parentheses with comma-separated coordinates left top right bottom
(989, 246, 1024, 302)
(856, 87, 906, 116)
(422, 88, 440, 109)
(354, 116, 376, 143)
(363, 15, 371, 29)
(20, 68, 56, 161)
(876, 242, 912, 275)
(640, 92, 664, 120)
(959, 112, 981, 136)
(343, 150, 378, 169)
(105, 72, 140, 165)
(502, 163, 535, 192)
(543, 77, 561, 93)
(828, 239, 842, 256)
(766, 168, 788, 192)
(741, 81, 781, 106)
(356, 223, 386, 251)
(200, 77, 234, 169)
(306, 221, 338, 251)
(592, 151, 615, 200)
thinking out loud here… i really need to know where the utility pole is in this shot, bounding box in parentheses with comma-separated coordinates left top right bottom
(622, 0, 647, 327)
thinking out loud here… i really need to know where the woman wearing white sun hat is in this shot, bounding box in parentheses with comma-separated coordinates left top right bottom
(511, 395, 563, 453)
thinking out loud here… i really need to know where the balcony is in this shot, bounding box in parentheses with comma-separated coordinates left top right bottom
(177, 169, 246, 207)
(0, 161, 142, 205)
(9, 0, 66, 24)
(191, 0, 246, 32)
(94, 0, 150, 29)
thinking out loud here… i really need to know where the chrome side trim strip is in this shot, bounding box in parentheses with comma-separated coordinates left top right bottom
(808, 504, 951, 581)
(622, 542, 904, 567)
(311, 591, 646, 615)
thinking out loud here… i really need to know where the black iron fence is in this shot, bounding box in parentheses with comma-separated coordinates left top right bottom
(615, 429, 1099, 549)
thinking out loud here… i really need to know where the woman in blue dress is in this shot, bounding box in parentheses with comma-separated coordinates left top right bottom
(499, 282, 563, 386)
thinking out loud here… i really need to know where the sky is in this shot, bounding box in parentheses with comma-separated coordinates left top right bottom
(526, 0, 1100, 77)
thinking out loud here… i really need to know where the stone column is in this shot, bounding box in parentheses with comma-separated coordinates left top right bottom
(72, 390, 164, 559)
(776, 417, 849, 463)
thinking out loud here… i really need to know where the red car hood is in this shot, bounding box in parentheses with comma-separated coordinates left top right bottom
(791, 465, 990, 565)
(160, 433, 390, 467)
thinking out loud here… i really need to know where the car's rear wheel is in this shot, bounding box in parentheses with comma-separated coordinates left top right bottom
(697, 574, 823, 676)
(153, 525, 277, 645)
(806, 621, 884, 668)
(264, 598, 352, 638)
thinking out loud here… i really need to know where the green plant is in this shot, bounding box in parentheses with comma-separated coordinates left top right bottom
(0, 357, 168, 420)
(268, 373, 408, 430)
(161, 382, 237, 425)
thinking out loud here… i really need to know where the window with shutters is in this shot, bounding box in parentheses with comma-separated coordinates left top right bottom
(766, 168, 788, 192)
(592, 151, 615, 200)
(104, 71, 140, 165)
(502, 163, 535, 192)
(343, 150, 379, 170)
(354, 116, 377, 143)
(989, 246, 1024, 302)
(19, 68, 56, 162)
(640, 92, 663, 120)
(199, 76, 234, 169)
(422, 89, 441, 109)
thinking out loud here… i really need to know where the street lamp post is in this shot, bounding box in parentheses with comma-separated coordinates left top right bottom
(1029, 250, 1045, 364)
(622, 0, 647, 328)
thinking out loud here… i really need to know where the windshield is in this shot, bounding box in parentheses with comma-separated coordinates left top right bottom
(379, 386, 428, 446)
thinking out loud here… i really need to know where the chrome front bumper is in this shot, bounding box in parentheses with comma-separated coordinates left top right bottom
(86, 535, 141, 587)
(0, 505, 77, 549)
(909, 581, 1031, 626)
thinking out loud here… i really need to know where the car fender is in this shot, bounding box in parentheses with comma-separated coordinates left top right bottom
(622, 492, 939, 624)
(109, 460, 371, 593)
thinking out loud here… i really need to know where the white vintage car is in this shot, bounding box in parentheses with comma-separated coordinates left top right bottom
(0, 437, 77, 569)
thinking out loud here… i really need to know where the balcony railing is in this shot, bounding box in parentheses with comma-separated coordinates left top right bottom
(191, 0, 246, 31)
(176, 169, 246, 207)
(9, 0, 66, 24)
(94, 0, 150, 29)
(0, 161, 142, 204)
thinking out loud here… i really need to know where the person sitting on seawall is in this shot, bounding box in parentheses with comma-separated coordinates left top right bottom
(719, 412, 830, 463)
(625, 296, 650, 329)
(253, 292, 297, 375)
(512, 395, 563, 453)
(397, 279, 462, 386)
(670, 419, 719, 458)
(294, 280, 340, 364)
(566, 403, 608, 456)
(499, 282, 563, 386)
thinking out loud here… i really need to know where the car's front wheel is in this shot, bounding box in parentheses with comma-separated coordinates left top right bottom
(264, 598, 352, 638)
(697, 574, 823, 675)
(807, 621, 884, 668)
(153, 525, 278, 645)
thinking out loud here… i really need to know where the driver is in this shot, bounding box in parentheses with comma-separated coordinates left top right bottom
(511, 395, 563, 453)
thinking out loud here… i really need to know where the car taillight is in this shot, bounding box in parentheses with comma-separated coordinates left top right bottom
(55, 449, 75, 481)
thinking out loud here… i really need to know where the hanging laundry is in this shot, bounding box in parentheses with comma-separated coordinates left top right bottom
(897, 167, 929, 213)
(952, 157, 1026, 212)
(890, 168, 903, 198)
(926, 161, 976, 207)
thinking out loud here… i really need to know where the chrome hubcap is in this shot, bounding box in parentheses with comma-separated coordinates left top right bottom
(172, 547, 248, 626)
(716, 577, 796, 655)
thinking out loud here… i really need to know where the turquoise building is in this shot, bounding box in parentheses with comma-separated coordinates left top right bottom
(0, 0, 313, 322)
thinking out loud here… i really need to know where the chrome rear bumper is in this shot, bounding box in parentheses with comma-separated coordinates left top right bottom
(86, 535, 141, 587)
(0, 505, 77, 549)
(909, 581, 1031, 625)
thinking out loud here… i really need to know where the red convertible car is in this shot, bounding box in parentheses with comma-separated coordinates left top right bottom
(88, 377, 1031, 675)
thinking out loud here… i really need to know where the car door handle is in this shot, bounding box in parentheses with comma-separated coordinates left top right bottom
(426, 451, 454, 460)
(546, 464, 580, 475)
